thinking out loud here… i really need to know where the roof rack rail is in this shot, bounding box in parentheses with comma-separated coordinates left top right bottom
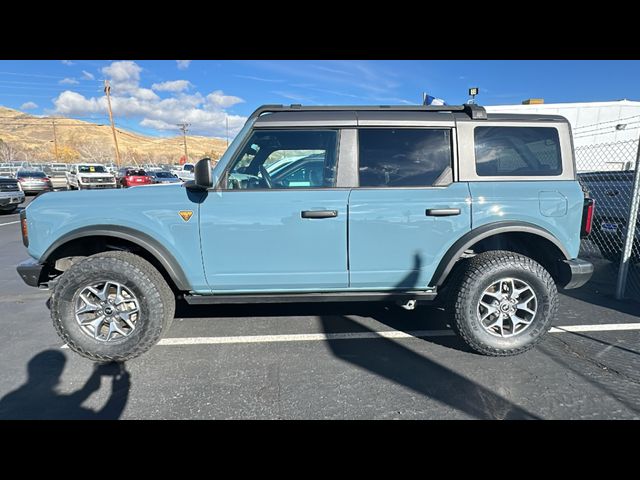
(248, 103, 488, 121)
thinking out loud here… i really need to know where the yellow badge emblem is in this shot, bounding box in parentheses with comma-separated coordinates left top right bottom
(179, 210, 193, 222)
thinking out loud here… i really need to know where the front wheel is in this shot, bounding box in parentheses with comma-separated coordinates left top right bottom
(448, 250, 558, 356)
(50, 251, 175, 362)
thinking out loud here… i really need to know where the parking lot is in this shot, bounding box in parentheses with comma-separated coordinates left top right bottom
(0, 197, 639, 419)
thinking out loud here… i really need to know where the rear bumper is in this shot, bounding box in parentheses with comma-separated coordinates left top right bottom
(17, 258, 45, 288)
(0, 191, 25, 207)
(562, 258, 594, 289)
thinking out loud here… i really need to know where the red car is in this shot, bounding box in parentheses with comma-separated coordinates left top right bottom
(118, 168, 152, 188)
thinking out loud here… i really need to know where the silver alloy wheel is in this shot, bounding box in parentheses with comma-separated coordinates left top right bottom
(476, 277, 537, 338)
(74, 281, 140, 342)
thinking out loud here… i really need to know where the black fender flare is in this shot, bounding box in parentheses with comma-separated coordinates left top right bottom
(40, 225, 191, 291)
(429, 221, 571, 288)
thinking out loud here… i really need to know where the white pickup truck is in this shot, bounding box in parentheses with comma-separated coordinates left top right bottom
(67, 164, 117, 190)
(170, 163, 195, 181)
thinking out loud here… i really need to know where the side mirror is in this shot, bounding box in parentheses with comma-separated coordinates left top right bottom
(194, 157, 213, 189)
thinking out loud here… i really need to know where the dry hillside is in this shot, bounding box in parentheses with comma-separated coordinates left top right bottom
(0, 106, 228, 164)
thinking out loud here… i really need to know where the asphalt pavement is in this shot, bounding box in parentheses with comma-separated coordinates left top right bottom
(1, 196, 639, 419)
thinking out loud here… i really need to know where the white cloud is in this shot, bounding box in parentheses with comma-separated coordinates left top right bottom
(59, 77, 79, 85)
(61, 60, 75, 66)
(176, 60, 191, 70)
(152, 80, 192, 92)
(20, 101, 38, 110)
(52, 61, 246, 137)
(206, 90, 244, 109)
(81, 70, 95, 80)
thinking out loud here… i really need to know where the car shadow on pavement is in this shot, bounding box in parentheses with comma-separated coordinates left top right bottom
(0, 350, 131, 420)
(317, 314, 538, 419)
(537, 337, 640, 416)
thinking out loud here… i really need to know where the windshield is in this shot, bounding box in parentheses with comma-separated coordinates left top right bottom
(155, 171, 175, 178)
(126, 169, 146, 176)
(79, 165, 106, 173)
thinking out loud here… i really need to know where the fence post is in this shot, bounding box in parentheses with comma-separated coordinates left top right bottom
(615, 138, 640, 300)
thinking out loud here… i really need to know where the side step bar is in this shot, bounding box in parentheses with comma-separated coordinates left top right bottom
(183, 290, 437, 305)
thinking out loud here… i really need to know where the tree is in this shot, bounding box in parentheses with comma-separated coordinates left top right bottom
(57, 145, 80, 163)
(0, 139, 19, 163)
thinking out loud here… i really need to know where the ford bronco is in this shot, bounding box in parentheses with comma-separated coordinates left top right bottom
(16, 104, 595, 361)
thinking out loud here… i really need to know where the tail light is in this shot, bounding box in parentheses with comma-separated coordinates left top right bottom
(581, 197, 595, 238)
(20, 210, 28, 247)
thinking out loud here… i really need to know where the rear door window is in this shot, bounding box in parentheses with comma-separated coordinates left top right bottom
(358, 129, 453, 187)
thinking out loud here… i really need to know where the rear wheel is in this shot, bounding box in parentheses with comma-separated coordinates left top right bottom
(448, 250, 558, 356)
(50, 251, 175, 362)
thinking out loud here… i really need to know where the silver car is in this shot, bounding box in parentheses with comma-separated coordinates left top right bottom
(16, 170, 53, 194)
(148, 170, 182, 184)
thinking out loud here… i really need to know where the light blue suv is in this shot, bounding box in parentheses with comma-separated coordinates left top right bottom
(16, 104, 595, 361)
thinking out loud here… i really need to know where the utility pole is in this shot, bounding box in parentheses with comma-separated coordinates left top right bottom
(104, 80, 122, 167)
(177, 122, 190, 163)
(51, 119, 59, 162)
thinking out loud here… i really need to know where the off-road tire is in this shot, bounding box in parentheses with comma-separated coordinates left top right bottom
(448, 250, 558, 356)
(50, 251, 175, 362)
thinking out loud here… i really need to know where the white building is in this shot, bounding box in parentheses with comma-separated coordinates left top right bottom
(486, 100, 640, 171)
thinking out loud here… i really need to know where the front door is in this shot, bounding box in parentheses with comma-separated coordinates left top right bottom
(200, 128, 349, 292)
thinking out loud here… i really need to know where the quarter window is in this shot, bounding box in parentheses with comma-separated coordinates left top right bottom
(225, 130, 338, 189)
(474, 127, 562, 176)
(358, 129, 453, 187)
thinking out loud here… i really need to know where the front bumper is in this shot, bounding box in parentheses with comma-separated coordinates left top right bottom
(80, 183, 117, 189)
(17, 258, 45, 288)
(0, 191, 25, 207)
(562, 258, 594, 289)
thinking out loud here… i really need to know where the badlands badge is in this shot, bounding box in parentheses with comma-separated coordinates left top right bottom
(179, 210, 193, 222)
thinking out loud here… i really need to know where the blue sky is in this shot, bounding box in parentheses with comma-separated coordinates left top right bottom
(1, 60, 639, 138)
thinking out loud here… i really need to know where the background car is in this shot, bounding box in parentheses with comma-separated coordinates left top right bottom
(0, 176, 25, 213)
(16, 170, 52, 194)
(43, 167, 69, 190)
(147, 170, 182, 184)
(118, 168, 153, 188)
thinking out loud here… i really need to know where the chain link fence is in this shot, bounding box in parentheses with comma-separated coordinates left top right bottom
(576, 138, 640, 300)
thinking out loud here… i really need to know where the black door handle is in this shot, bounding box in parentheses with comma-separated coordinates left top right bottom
(426, 208, 461, 217)
(301, 210, 338, 219)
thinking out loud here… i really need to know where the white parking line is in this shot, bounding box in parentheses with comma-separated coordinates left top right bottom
(549, 323, 640, 333)
(158, 329, 455, 346)
(0, 221, 19, 227)
(60, 322, 640, 349)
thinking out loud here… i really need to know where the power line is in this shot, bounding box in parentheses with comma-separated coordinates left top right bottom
(0, 71, 66, 79)
(573, 114, 640, 131)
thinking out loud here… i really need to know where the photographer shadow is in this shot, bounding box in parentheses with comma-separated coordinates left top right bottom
(0, 350, 130, 420)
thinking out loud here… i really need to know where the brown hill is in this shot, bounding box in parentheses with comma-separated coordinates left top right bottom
(0, 106, 228, 165)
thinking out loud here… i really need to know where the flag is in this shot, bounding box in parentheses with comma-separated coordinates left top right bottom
(423, 94, 447, 106)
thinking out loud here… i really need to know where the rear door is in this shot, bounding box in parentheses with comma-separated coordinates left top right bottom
(348, 127, 471, 290)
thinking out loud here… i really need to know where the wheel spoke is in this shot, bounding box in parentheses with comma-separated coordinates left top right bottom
(483, 290, 503, 301)
(77, 294, 99, 314)
(118, 310, 137, 330)
(517, 303, 536, 316)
